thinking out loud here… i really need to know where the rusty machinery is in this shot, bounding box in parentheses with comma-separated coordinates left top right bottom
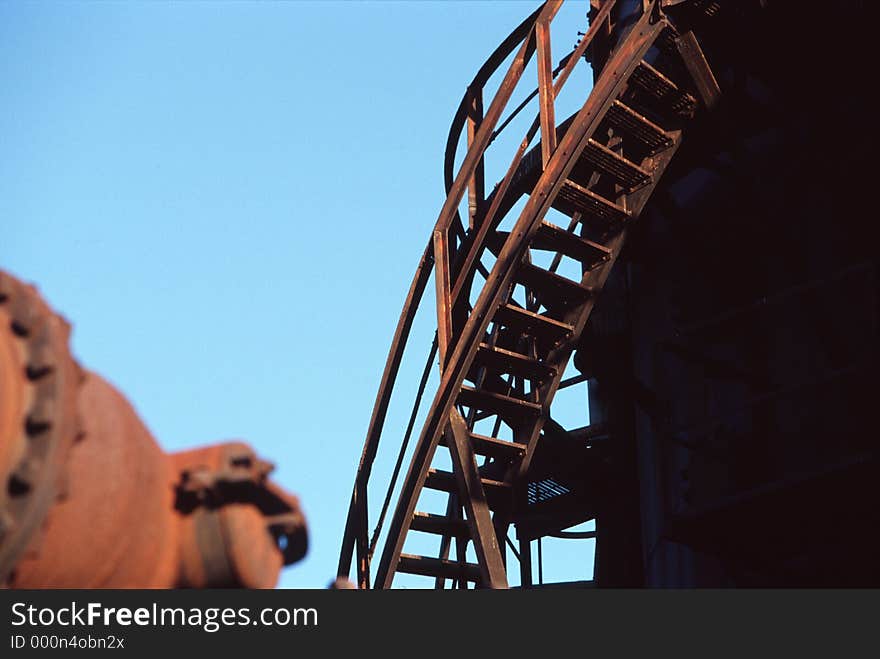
(0, 270, 307, 588)
(339, 0, 736, 588)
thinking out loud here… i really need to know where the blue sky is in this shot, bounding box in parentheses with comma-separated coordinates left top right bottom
(2, 0, 598, 588)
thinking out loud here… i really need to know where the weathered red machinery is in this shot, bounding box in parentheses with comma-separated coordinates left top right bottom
(0, 270, 307, 588)
(339, 0, 732, 588)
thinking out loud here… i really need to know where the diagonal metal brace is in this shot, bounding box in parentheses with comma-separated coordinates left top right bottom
(445, 410, 509, 588)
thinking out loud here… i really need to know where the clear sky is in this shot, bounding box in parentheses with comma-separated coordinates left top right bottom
(2, 0, 598, 588)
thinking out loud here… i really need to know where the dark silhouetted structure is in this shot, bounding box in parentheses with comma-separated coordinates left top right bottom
(340, 0, 878, 588)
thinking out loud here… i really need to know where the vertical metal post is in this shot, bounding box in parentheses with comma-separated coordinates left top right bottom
(434, 229, 452, 369)
(536, 14, 557, 168)
(519, 537, 533, 587)
(538, 536, 544, 585)
(466, 86, 485, 230)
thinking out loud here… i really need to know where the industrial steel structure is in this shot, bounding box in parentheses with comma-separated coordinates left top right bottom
(339, 0, 879, 588)
(5, 0, 870, 590)
(0, 271, 307, 588)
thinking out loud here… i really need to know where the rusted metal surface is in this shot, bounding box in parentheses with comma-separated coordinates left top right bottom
(434, 228, 453, 367)
(11, 372, 181, 588)
(341, 0, 727, 588)
(444, 410, 507, 588)
(466, 87, 485, 230)
(338, 4, 551, 587)
(173, 442, 307, 588)
(535, 5, 561, 167)
(374, 3, 667, 590)
(0, 270, 306, 588)
(0, 272, 82, 585)
(674, 29, 720, 109)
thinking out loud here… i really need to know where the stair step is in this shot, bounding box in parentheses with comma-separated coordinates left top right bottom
(457, 386, 542, 423)
(655, 25, 682, 57)
(551, 180, 630, 225)
(469, 432, 527, 459)
(514, 262, 593, 312)
(397, 554, 482, 582)
(410, 512, 470, 538)
(439, 430, 528, 459)
(489, 225, 611, 270)
(532, 222, 612, 269)
(630, 60, 698, 116)
(494, 303, 574, 345)
(424, 467, 512, 494)
(605, 100, 673, 153)
(475, 342, 556, 381)
(575, 138, 651, 191)
(468, 370, 519, 397)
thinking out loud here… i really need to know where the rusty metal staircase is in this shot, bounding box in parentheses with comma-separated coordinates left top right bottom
(340, 0, 725, 588)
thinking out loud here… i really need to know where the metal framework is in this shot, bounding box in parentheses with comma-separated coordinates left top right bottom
(339, 0, 727, 588)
